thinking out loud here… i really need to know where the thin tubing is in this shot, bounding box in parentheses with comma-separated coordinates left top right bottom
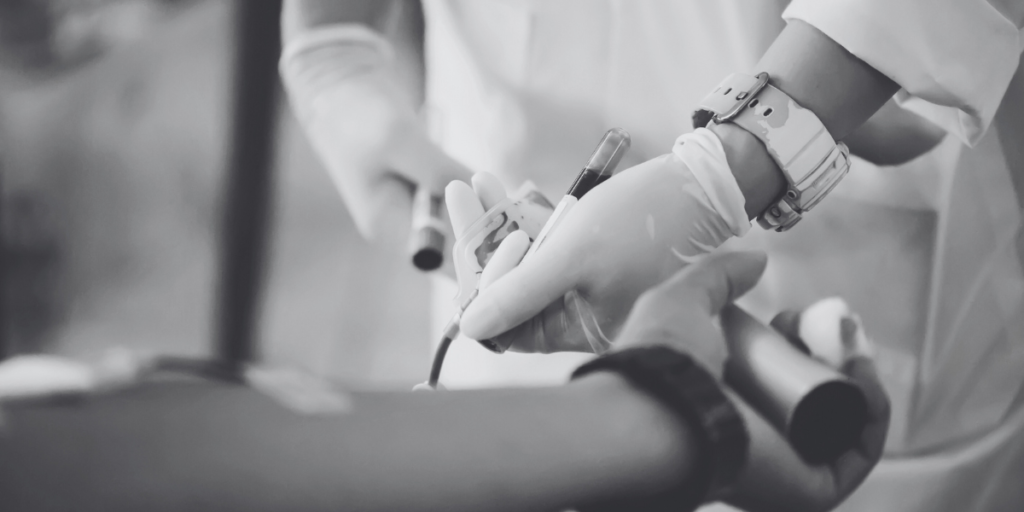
(428, 335, 455, 388)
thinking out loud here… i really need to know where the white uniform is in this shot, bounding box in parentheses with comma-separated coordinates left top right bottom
(422, 1, 1024, 510)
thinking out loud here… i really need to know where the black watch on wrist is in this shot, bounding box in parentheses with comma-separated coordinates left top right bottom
(571, 345, 748, 512)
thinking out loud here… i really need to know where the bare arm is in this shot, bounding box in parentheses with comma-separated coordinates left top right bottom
(0, 374, 698, 512)
(712, 20, 901, 217)
(844, 99, 946, 167)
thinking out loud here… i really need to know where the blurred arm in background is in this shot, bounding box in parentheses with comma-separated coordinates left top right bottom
(279, 0, 472, 242)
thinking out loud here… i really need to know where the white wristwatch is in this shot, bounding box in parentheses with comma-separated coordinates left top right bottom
(692, 72, 850, 232)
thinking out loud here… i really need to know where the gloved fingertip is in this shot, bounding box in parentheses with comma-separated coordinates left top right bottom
(460, 294, 509, 341)
(444, 179, 474, 201)
(841, 314, 876, 360)
(352, 218, 378, 241)
(479, 230, 531, 289)
(471, 172, 508, 210)
(445, 181, 485, 237)
(769, 310, 811, 356)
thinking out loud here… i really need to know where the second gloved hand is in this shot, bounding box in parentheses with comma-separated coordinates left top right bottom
(280, 24, 472, 240)
(459, 128, 751, 353)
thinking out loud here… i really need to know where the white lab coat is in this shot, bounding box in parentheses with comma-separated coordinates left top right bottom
(421, 1, 1024, 510)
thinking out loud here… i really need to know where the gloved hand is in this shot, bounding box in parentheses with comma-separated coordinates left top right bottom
(457, 128, 751, 353)
(280, 25, 472, 240)
(615, 252, 890, 512)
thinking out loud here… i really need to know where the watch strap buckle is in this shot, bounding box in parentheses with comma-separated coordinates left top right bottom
(757, 142, 851, 232)
(692, 72, 770, 128)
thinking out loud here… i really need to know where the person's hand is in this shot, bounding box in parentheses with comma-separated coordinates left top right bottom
(457, 128, 750, 353)
(721, 302, 889, 512)
(280, 25, 472, 240)
(612, 251, 766, 374)
(612, 252, 890, 512)
(721, 356, 888, 512)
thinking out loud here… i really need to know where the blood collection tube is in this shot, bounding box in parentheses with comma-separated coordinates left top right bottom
(567, 127, 631, 197)
(525, 128, 631, 258)
(423, 128, 632, 387)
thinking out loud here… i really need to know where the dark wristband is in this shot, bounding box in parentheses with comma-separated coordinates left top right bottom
(571, 345, 748, 512)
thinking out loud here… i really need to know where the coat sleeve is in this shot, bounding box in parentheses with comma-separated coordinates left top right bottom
(784, 0, 1024, 145)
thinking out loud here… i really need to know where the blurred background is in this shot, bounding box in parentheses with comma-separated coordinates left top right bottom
(0, 0, 431, 389)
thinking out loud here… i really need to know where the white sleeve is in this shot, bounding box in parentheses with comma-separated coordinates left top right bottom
(784, 0, 1024, 146)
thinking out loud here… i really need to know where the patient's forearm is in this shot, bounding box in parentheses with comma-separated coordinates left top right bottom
(712, 20, 901, 218)
(0, 375, 698, 512)
(332, 374, 697, 512)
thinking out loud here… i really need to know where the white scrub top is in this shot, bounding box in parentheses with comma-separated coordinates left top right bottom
(419, 1, 1024, 510)
(786, 0, 1024, 146)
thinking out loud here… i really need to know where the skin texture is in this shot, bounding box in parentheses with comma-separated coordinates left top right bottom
(714, 19, 902, 218)
(844, 99, 946, 167)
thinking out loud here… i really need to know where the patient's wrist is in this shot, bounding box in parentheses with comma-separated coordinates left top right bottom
(708, 122, 786, 220)
(567, 373, 700, 504)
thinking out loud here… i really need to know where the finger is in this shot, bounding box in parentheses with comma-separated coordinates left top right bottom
(776, 302, 888, 479)
(479, 230, 530, 289)
(769, 310, 813, 356)
(652, 251, 768, 316)
(792, 297, 875, 368)
(616, 288, 729, 373)
(445, 181, 485, 237)
(471, 172, 508, 211)
(460, 239, 583, 341)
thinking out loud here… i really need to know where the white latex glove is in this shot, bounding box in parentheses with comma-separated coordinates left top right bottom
(280, 25, 472, 239)
(458, 128, 751, 353)
(615, 255, 889, 512)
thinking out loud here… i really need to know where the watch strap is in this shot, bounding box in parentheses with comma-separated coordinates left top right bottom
(572, 346, 748, 511)
(693, 72, 851, 231)
(731, 83, 837, 186)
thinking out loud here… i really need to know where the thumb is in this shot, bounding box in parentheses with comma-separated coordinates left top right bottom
(653, 251, 768, 316)
(460, 238, 583, 340)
